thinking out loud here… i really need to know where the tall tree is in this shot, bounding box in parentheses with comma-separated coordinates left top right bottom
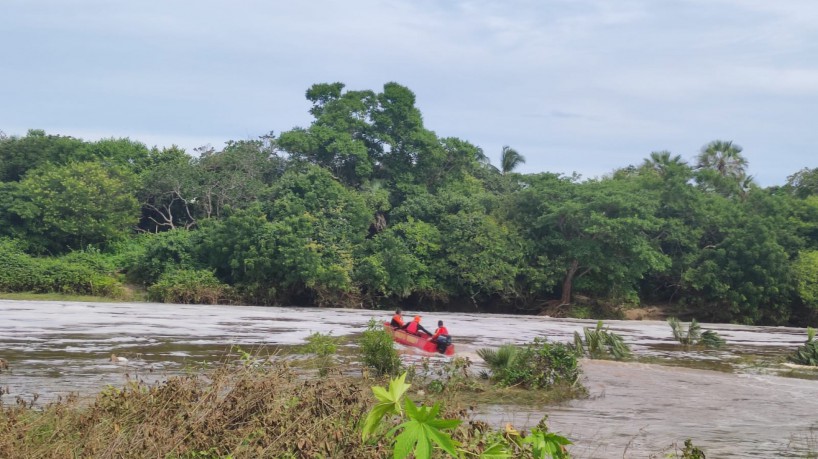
(507, 174, 670, 306)
(696, 140, 748, 180)
(786, 167, 818, 199)
(695, 140, 754, 198)
(5, 161, 139, 253)
(278, 83, 379, 187)
(640, 150, 686, 177)
(500, 145, 525, 175)
(0, 129, 85, 182)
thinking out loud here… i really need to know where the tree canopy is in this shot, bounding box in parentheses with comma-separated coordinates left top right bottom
(1, 82, 815, 325)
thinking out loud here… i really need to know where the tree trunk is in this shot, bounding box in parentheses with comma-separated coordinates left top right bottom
(560, 259, 579, 305)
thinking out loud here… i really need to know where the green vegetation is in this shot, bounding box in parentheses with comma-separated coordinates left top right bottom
(362, 372, 571, 458)
(0, 356, 584, 459)
(669, 317, 702, 345)
(477, 339, 583, 392)
(668, 317, 726, 349)
(789, 327, 818, 366)
(358, 319, 402, 376)
(3, 83, 818, 325)
(573, 321, 631, 360)
(304, 331, 340, 376)
(147, 269, 229, 304)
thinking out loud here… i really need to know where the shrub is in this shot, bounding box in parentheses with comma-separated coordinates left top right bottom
(476, 344, 519, 379)
(573, 320, 630, 360)
(668, 317, 725, 349)
(304, 332, 339, 377)
(668, 317, 701, 345)
(147, 269, 228, 304)
(358, 319, 401, 376)
(0, 238, 37, 292)
(789, 327, 818, 366)
(126, 230, 198, 285)
(480, 338, 581, 390)
(0, 239, 125, 297)
(699, 330, 726, 349)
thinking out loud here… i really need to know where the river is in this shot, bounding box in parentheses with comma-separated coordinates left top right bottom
(2, 300, 816, 457)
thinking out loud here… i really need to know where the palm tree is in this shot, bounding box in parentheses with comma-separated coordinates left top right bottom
(641, 150, 687, 177)
(696, 140, 748, 180)
(500, 145, 525, 175)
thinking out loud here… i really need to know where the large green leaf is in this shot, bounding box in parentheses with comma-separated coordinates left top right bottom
(478, 442, 512, 459)
(362, 372, 411, 440)
(389, 399, 461, 459)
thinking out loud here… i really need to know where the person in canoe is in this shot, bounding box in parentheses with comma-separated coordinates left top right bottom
(405, 315, 432, 336)
(390, 308, 405, 329)
(431, 320, 452, 353)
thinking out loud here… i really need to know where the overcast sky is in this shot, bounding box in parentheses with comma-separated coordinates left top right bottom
(2, 0, 817, 186)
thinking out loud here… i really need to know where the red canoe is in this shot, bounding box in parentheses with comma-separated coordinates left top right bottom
(383, 322, 455, 356)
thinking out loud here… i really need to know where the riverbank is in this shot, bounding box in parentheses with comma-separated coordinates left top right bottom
(0, 286, 147, 303)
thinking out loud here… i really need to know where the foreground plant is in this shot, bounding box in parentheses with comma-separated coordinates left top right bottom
(362, 373, 572, 459)
(0, 360, 393, 458)
(362, 373, 461, 458)
(573, 321, 630, 360)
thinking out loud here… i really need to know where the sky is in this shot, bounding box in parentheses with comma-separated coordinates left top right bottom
(2, 0, 817, 186)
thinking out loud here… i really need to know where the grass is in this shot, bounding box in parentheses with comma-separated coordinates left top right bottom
(0, 292, 137, 303)
(0, 284, 148, 303)
(0, 353, 587, 459)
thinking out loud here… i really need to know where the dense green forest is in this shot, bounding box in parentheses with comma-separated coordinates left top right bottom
(2, 82, 818, 325)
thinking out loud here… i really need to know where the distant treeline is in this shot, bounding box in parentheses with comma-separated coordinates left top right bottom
(2, 82, 818, 325)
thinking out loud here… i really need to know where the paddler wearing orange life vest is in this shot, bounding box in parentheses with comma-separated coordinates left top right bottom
(390, 308, 405, 328)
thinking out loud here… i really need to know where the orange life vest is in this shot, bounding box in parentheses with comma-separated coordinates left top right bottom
(391, 314, 404, 328)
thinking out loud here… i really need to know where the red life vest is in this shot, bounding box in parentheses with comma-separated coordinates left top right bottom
(432, 326, 449, 340)
(406, 321, 419, 334)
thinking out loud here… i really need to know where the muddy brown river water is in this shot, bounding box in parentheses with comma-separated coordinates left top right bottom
(2, 300, 817, 457)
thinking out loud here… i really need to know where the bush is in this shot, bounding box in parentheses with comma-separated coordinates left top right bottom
(699, 330, 726, 349)
(481, 338, 582, 390)
(304, 332, 339, 377)
(147, 269, 228, 304)
(126, 230, 198, 285)
(0, 238, 36, 291)
(789, 327, 818, 366)
(476, 344, 519, 380)
(668, 317, 725, 349)
(0, 238, 125, 297)
(573, 320, 630, 360)
(358, 319, 401, 376)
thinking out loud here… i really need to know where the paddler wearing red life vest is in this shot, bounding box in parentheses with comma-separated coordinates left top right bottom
(431, 320, 452, 353)
(405, 315, 431, 336)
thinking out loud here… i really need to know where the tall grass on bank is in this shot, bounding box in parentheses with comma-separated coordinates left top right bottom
(0, 357, 579, 459)
(0, 362, 386, 458)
